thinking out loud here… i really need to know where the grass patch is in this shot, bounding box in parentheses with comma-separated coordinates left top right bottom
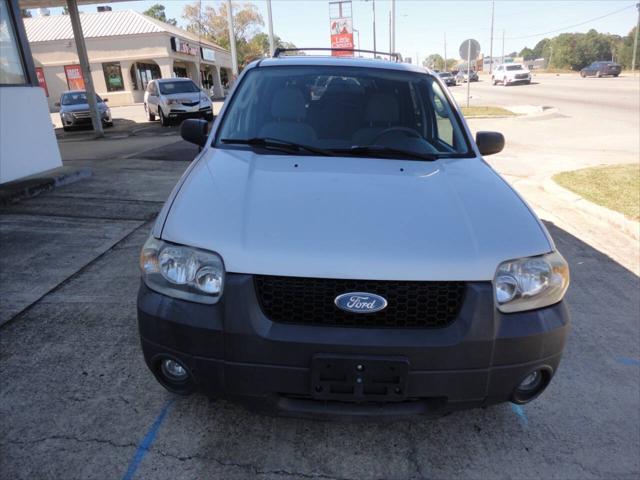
(553, 164, 640, 221)
(461, 106, 516, 118)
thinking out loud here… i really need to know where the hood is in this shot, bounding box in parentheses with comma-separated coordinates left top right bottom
(161, 149, 552, 281)
(60, 102, 106, 113)
(162, 91, 207, 103)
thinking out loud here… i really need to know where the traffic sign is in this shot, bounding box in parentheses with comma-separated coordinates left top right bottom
(459, 39, 481, 60)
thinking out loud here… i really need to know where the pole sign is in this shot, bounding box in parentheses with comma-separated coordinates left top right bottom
(329, 1, 354, 56)
(459, 39, 481, 108)
(330, 18, 354, 56)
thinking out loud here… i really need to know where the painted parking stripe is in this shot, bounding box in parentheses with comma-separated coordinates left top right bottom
(616, 357, 640, 366)
(122, 399, 175, 480)
(511, 403, 528, 427)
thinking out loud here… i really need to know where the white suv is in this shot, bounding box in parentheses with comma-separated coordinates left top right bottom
(137, 54, 570, 418)
(144, 78, 213, 126)
(492, 63, 532, 86)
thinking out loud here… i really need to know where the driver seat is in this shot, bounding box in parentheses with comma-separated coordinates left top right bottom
(351, 93, 400, 146)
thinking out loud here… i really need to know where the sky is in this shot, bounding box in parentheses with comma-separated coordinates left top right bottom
(40, 0, 638, 63)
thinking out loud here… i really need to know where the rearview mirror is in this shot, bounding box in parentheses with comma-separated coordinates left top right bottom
(476, 131, 505, 156)
(181, 119, 209, 147)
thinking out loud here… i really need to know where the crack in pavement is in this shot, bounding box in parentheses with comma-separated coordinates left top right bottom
(154, 448, 358, 480)
(2, 434, 137, 449)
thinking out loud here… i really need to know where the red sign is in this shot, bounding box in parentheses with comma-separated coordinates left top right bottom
(64, 65, 85, 90)
(35, 67, 48, 96)
(330, 18, 354, 56)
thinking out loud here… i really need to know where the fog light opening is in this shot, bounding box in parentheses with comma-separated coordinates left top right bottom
(511, 367, 551, 405)
(154, 356, 196, 395)
(161, 358, 189, 382)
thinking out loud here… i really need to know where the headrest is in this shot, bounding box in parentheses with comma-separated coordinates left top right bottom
(365, 94, 399, 123)
(271, 87, 307, 120)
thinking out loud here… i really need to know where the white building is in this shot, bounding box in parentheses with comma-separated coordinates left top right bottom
(23, 9, 233, 110)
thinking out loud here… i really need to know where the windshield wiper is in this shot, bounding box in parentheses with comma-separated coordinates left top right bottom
(220, 137, 334, 157)
(332, 145, 439, 161)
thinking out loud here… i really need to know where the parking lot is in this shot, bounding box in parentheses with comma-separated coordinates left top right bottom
(1, 74, 639, 480)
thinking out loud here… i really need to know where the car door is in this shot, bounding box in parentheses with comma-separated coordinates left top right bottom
(147, 82, 159, 114)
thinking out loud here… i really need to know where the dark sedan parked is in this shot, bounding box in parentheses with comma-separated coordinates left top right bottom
(56, 90, 113, 131)
(580, 61, 621, 78)
(438, 71, 457, 87)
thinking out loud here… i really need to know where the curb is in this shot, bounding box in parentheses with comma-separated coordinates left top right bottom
(542, 177, 639, 240)
(0, 166, 92, 206)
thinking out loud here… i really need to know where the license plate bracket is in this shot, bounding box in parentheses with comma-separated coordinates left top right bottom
(310, 354, 410, 402)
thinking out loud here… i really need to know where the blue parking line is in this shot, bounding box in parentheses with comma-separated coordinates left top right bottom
(616, 357, 640, 366)
(511, 403, 528, 427)
(122, 399, 175, 480)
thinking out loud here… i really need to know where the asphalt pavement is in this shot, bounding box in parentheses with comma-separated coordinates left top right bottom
(1, 74, 639, 480)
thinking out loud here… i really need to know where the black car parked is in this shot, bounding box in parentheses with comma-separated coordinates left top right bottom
(580, 61, 621, 78)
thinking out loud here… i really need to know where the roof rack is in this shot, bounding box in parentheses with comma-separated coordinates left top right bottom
(272, 47, 402, 62)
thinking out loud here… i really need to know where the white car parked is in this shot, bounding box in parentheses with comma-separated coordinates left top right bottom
(492, 63, 532, 86)
(137, 54, 570, 418)
(143, 78, 213, 126)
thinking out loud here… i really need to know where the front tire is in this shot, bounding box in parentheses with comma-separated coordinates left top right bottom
(492, 77, 498, 86)
(580, 71, 586, 78)
(159, 108, 169, 127)
(596, 71, 602, 78)
(145, 104, 156, 121)
(502, 77, 508, 86)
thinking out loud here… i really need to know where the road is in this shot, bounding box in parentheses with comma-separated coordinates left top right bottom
(1, 74, 639, 480)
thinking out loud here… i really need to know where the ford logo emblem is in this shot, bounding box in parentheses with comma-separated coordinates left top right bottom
(334, 292, 388, 314)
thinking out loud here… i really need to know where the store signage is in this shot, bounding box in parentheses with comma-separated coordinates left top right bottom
(35, 67, 48, 96)
(329, 17, 354, 56)
(173, 37, 198, 56)
(202, 48, 216, 62)
(64, 64, 85, 90)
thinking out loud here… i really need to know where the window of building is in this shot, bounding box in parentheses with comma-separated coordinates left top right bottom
(102, 62, 124, 92)
(131, 62, 161, 91)
(0, 0, 27, 84)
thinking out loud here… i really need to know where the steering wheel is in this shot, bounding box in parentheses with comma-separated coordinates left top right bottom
(371, 127, 421, 143)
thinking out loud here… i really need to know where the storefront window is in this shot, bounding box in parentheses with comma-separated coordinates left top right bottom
(0, 0, 26, 84)
(132, 62, 161, 91)
(102, 62, 124, 92)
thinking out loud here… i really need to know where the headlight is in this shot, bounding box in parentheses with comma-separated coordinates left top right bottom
(140, 236, 225, 304)
(62, 112, 73, 120)
(167, 99, 180, 105)
(494, 251, 569, 313)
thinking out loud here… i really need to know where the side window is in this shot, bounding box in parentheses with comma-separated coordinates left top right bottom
(430, 82, 454, 146)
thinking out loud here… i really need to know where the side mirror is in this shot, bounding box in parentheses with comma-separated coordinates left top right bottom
(103, 98, 109, 103)
(476, 131, 505, 156)
(181, 119, 209, 147)
(54, 102, 60, 107)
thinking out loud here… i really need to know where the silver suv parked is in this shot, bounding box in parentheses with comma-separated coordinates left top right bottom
(144, 78, 213, 126)
(137, 52, 570, 419)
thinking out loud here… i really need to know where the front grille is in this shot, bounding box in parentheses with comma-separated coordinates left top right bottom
(182, 101, 198, 107)
(72, 111, 91, 118)
(515, 73, 528, 79)
(254, 275, 466, 328)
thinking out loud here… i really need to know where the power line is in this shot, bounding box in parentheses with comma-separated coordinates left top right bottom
(505, 4, 635, 40)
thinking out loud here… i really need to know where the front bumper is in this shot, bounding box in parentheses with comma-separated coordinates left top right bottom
(167, 105, 213, 120)
(61, 111, 111, 127)
(137, 275, 570, 418)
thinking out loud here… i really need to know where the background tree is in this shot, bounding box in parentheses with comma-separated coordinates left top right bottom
(518, 47, 535, 60)
(422, 55, 456, 70)
(532, 38, 550, 59)
(618, 26, 639, 69)
(182, 2, 264, 67)
(143, 4, 177, 26)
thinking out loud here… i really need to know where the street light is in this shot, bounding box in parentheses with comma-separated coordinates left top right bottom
(364, 0, 376, 53)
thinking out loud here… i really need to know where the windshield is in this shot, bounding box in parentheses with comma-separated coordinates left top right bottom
(439, 73, 452, 78)
(506, 65, 524, 71)
(216, 65, 471, 157)
(61, 92, 103, 105)
(159, 80, 200, 95)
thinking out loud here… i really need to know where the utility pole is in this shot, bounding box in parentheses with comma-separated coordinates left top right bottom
(372, 0, 377, 54)
(444, 32, 447, 71)
(353, 28, 360, 50)
(501, 29, 505, 64)
(66, 0, 103, 137)
(226, 0, 238, 77)
(266, 0, 275, 56)
(390, 0, 396, 53)
(489, 0, 495, 74)
(632, 2, 640, 72)
(466, 39, 471, 107)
